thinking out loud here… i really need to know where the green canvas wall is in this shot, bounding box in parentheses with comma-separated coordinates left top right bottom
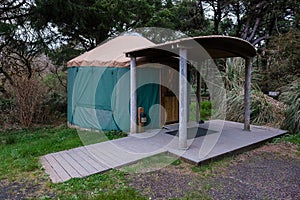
(68, 66, 160, 132)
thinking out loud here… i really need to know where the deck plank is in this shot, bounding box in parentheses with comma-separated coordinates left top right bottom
(44, 154, 71, 182)
(65, 150, 98, 174)
(71, 148, 110, 172)
(40, 157, 62, 183)
(92, 142, 142, 161)
(53, 153, 81, 178)
(57, 151, 90, 177)
(86, 145, 123, 167)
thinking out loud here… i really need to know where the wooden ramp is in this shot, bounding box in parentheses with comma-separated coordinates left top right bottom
(40, 131, 173, 183)
(41, 120, 287, 183)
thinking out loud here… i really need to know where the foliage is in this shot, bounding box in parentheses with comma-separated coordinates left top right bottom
(200, 100, 212, 120)
(0, 0, 33, 50)
(33, 0, 167, 49)
(1, 71, 68, 128)
(261, 30, 300, 91)
(226, 85, 286, 127)
(274, 133, 300, 146)
(0, 2, 49, 86)
(222, 58, 246, 90)
(222, 58, 285, 127)
(104, 131, 128, 140)
(222, 58, 263, 90)
(190, 100, 212, 122)
(280, 80, 300, 133)
(31, 0, 300, 49)
(0, 97, 16, 128)
(240, 0, 299, 45)
(41, 72, 67, 117)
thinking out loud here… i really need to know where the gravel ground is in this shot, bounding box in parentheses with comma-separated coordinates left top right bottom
(128, 142, 300, 200)
(207, 152, 300, 199)
(129, 163, 204, 199)
(0, 177, 54, 200)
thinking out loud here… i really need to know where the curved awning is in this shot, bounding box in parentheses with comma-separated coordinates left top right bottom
(126, 35, 256, 60)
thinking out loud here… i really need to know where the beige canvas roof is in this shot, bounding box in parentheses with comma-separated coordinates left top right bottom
(67, 35, 154, 68)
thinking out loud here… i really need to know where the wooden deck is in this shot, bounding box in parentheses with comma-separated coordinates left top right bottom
(41, 120, 287, 183)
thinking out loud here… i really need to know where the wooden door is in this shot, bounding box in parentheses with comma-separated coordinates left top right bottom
(160, 67, 179, 125)
(161, 88, 179, 124)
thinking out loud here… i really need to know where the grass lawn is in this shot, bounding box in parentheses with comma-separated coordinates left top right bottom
(0, 125, 299, 199)
(0, 125, 143, 199)
(0, 126, 82, 180)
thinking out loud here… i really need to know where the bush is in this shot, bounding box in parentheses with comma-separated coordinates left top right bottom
(280, 80, 300, 133)
(220, 58, 285, 128)
(41, 72, 67, 120)
(225, 87, 285, 127)
(13, 76, 48, 127)
(263, 30, 300, 91)
(0, 97, 17, 127)
(189, 100, 212, 121)
(200, 100, 212, 120)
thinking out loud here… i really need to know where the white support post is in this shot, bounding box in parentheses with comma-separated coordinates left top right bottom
(179, 48, 188, 149)
(196, 63, 201, 122)
(244, 57, 252, 131)
(130, 56, 137, 133)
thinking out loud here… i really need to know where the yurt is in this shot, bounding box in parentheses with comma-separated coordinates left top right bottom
(67, 34, 257, 135)
(67, 35, 164, 131)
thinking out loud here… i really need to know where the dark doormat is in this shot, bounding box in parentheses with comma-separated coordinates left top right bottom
(165, 127, 216, 139)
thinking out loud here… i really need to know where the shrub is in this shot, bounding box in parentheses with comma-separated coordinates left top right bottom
(225, 87, 285, 128)
(280, 80, 300, 133)
(221, 58, 285, 127)
(41, 72, 67, 121)
(0, 97, 17, 127)
(200, 100, 212, 120)
(13, 75, 48, 127)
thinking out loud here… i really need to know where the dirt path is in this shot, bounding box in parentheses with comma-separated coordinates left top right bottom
(128, 142, 300, 200)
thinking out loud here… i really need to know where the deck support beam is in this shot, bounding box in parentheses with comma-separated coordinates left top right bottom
(130, 56, 137, 133)
(179, 48, 188, 149)
(244, 57, 252, 131)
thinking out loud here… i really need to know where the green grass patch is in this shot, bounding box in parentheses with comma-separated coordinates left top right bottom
(0, 125, 144, 199)
(273, 132, 300, 152)
(52, 170, 145, 200)
(78, 130, 127, 145)
(0, 125, 83, 179)
(276, 133, 300, 146)
(122, 153, 181, 173)
(191, 157, 231, 176)
(0, 126, 127, 180)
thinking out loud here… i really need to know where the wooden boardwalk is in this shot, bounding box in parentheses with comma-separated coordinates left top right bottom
(40, 131, 172, 183)
(41, 120, 287, 183)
